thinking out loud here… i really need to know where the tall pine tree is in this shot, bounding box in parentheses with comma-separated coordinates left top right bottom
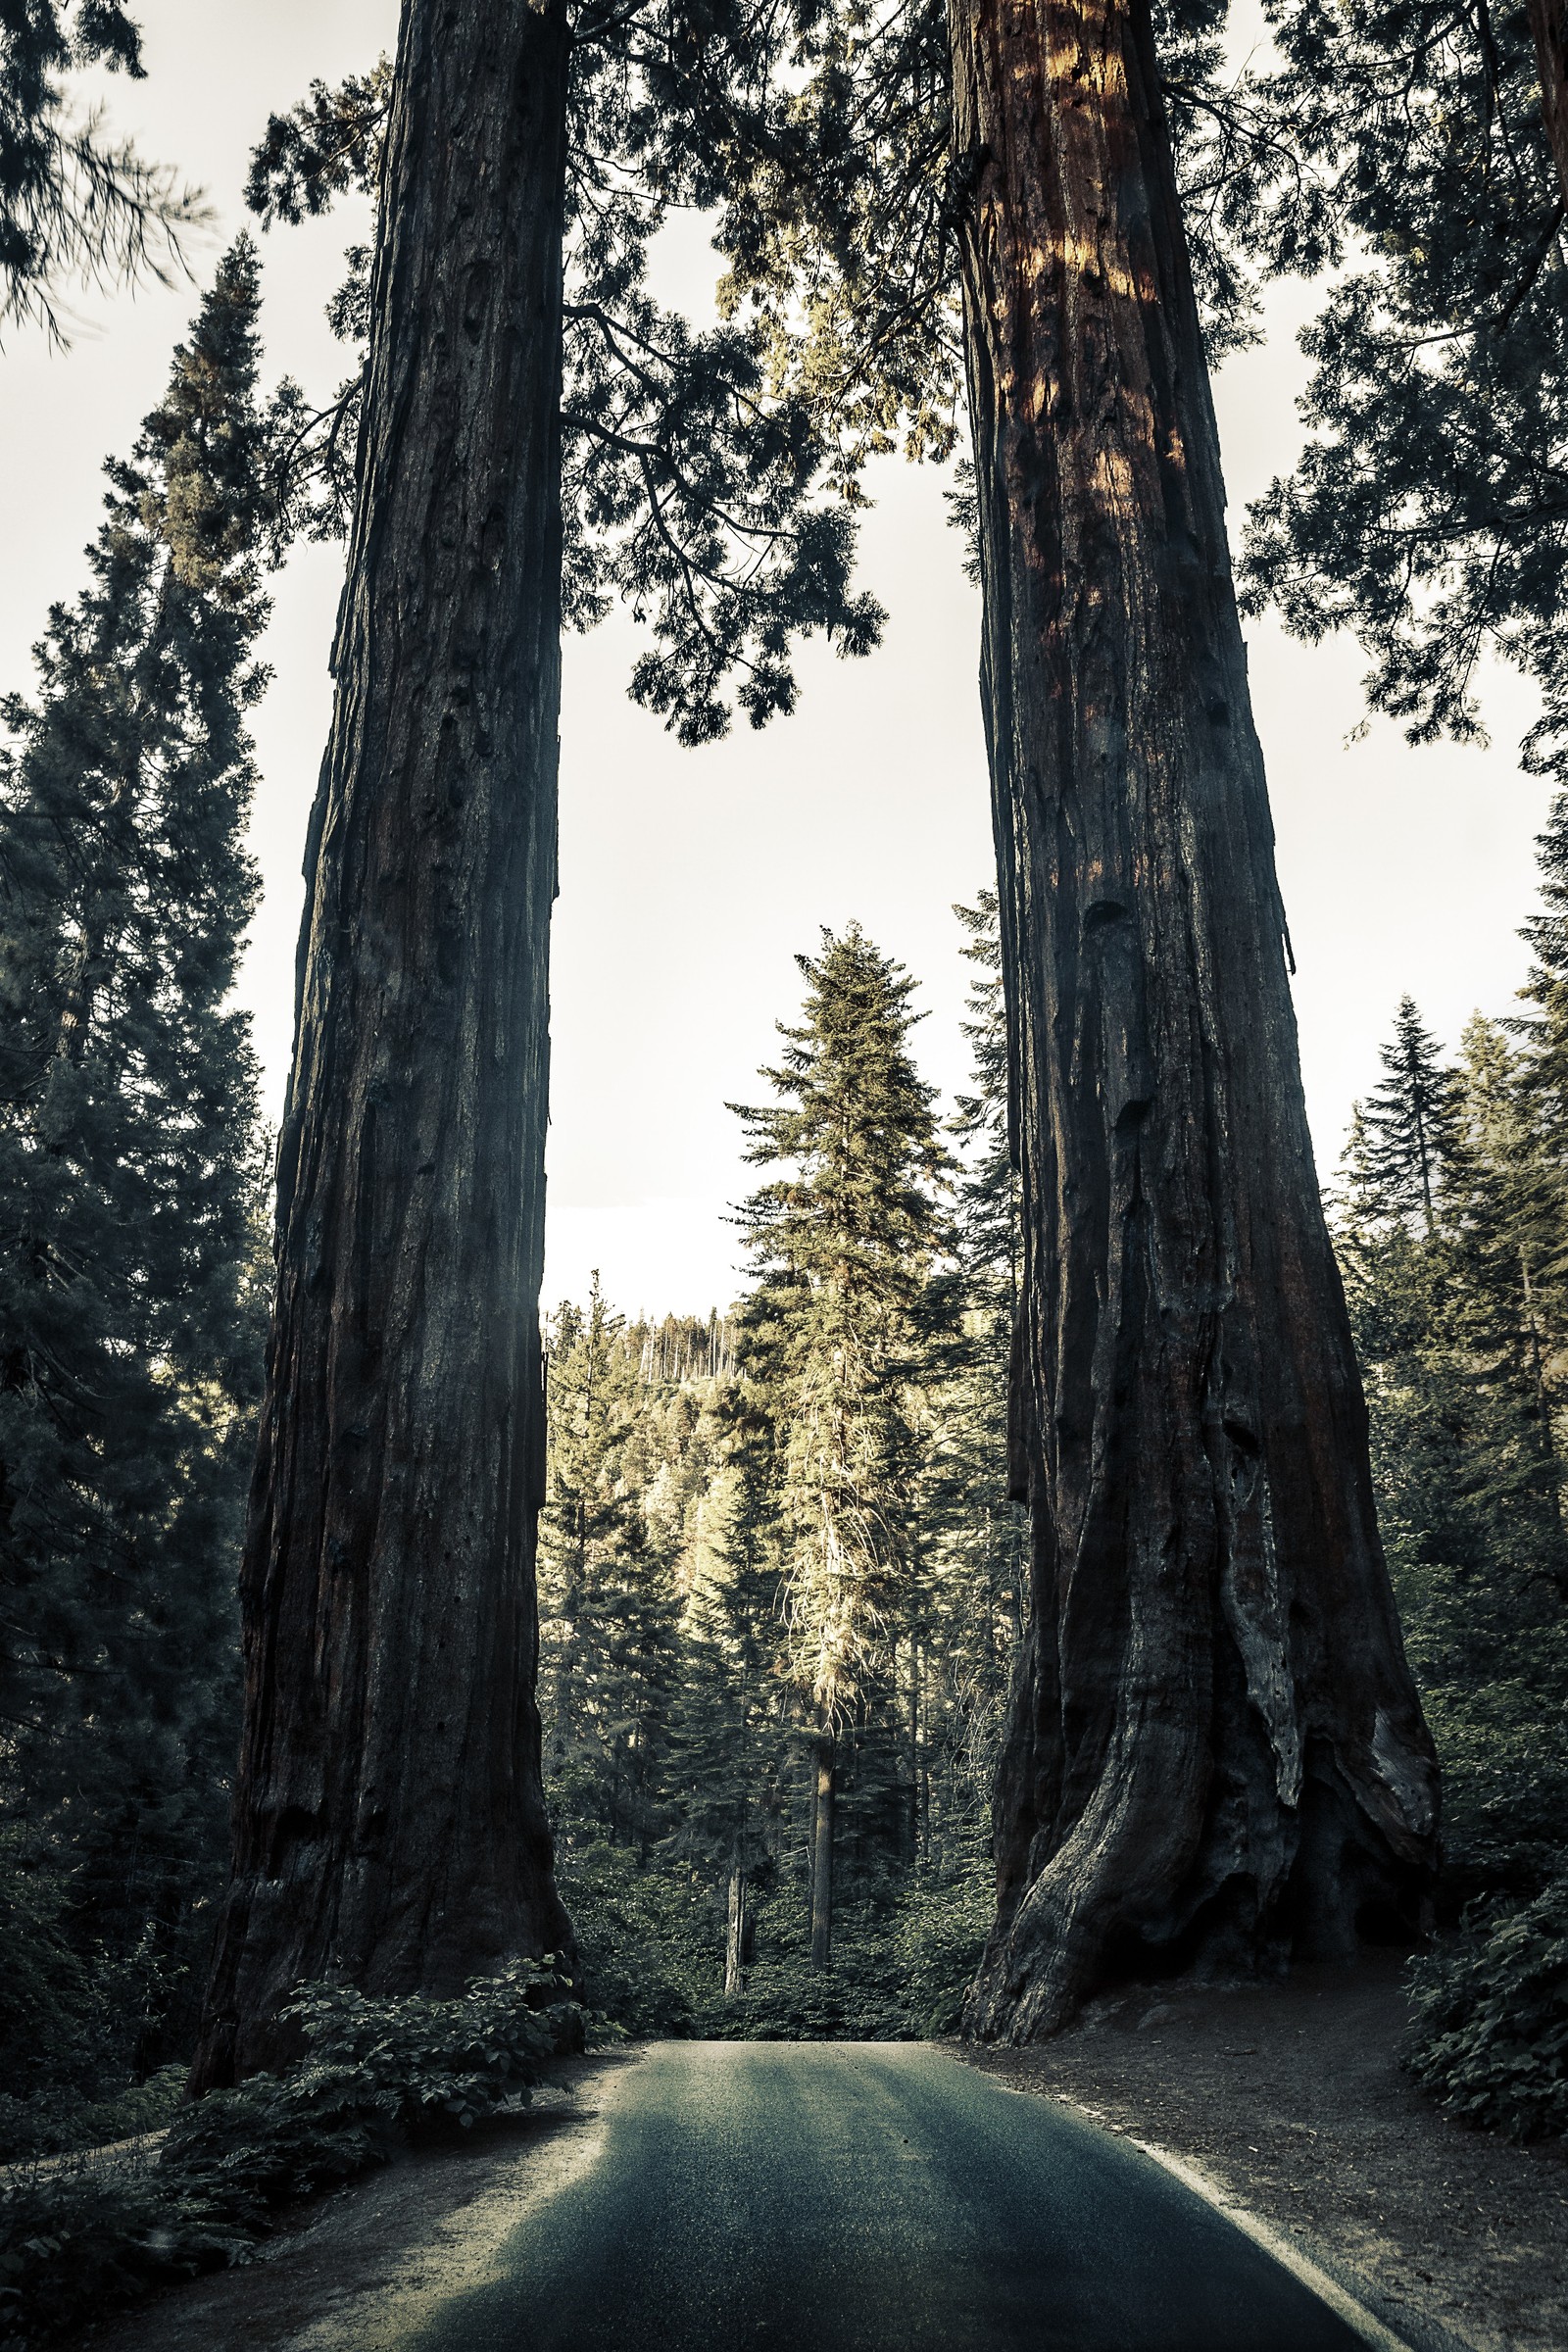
(538, 1280, 682, 1857)
(0, 241, 270, 2075)
(732, 924, 950, 1966)
(1345, 996, 1461, 1232)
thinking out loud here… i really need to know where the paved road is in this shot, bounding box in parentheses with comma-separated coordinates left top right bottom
(401, 2041, 1373, 2352)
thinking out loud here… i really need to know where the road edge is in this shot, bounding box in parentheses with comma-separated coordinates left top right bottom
(1052, 2094, 1481, 2352)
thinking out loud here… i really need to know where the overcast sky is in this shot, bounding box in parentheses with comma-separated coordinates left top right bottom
(2, 0, 1553, 1314)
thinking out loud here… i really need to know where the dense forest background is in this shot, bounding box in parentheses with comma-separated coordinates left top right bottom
(7, 745, 1568, 2148)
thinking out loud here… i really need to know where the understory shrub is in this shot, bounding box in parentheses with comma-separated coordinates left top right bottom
(699, 1863, 992, 2040)
(1404, 1880, 1568, 2142)
(0, 1837, 190, 2164)
(0, 1958, 578, 2352)
(557, 1841, 710, 2034)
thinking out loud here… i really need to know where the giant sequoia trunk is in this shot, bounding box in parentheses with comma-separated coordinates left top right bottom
(950, 0, 1440, 2040)
(191, 0, 573, 2088)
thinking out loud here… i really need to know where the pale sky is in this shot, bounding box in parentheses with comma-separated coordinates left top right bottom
(1, 0, 1553, 1315)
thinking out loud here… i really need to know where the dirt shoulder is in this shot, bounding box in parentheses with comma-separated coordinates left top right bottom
(949, 1959, 1568, 2352)
(76, 2052, 636, 2352)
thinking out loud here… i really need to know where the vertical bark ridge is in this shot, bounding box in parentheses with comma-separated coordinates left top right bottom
(192, 0, 574, 2088)
(952, 0, 1439, 2039)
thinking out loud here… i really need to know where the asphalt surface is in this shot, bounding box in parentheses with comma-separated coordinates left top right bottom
(402, 2041, 1374, 2352)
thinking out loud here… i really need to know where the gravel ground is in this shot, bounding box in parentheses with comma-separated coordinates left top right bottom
(951, 1958, 1568, 2352)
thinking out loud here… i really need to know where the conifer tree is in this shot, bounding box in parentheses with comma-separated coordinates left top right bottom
(1333, 989, 1568, 1908)
(0, 242, 270, 2061)
(1237, 0, 1568, 783)
(732, 925, 950, 1966)
(1346, 997, 1461, 1232)
(663, 1396, 787, 1992)
(917, 896, 1024, 1847)
(1, 1, 200, 340)
(1517, 793, 1568, 1160)
(710, 0, 1441, 2032)
(1446, 1017, 1567, 1592)
(538, 1280, 681, 1856)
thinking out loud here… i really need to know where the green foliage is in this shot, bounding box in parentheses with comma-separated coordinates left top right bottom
(0, 2165, 235, 2352)
(556, 1843, 708, 2037)
(0, 1962, 576, 2351)
(1338, 811, 1568, 2137)
(701, 1864, 993, 2040)
(243, 39, 884, 742)
(1237, 0, 1568, 778)
(0, 247, 271, 2105)
(0, 0, 203, 342)
(732, 921, 953, 1733)
(1405, 1883, 1568, 2142)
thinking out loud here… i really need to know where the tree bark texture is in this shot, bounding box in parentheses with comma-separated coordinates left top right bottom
(809, 1733, 835, 1970)
(191, 0, 573, 2087)
(1528, 0, 1568, 209)
(950, 0, 1440, 2040)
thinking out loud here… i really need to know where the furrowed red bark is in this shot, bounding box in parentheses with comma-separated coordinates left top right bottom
(191, 0, 573, 2088)
(951, 0, 1440, 2039)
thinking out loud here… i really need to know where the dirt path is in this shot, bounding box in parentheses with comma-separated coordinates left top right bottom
(951, 1959, 1568, 2352)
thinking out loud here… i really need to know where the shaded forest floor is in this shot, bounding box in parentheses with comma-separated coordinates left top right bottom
(954, 1957, 1568, 2352)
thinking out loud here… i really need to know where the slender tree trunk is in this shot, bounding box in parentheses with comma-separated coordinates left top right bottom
(190, 0, 573, 2089)
(809, 1728, 835, 1970)
(724, 1860, 750, 1996)
(949, 0, 1439, 2041)
(1528, 0, 1568, 208)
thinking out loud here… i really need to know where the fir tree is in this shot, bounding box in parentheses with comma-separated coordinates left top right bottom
(0, 242, 270, 2074)
(1445, 1017, 1567, 1592)
(950, 893, 1017, 1330)
(732, 924, 951, 1965)
(1345, 996, 1461, 1232)
(538, 1279, 681, 1857)
(1334, 1018, 1568, 1910)
(917, 897, 1025, 1852)
(1, 1, 201, 340)
(662, 1393, 788, 1994)
(1516, 794, 1568, 1187)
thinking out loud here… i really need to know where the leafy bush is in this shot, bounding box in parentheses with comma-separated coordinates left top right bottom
(705, 1946, 902, 2040)
(0, 2067, 188, 2170)
(0, 1832, 199, 2164)
(1419, 1676, 1568, 1910)
(0, 2164, 243, 2352)
(698, 1865, 991, 2040)
(1405, 1880, 1568, 2142)
(557, 1841, 710, 2034)
(0, 1958, 578, 2352)
(882, 1867, 993, 2034)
